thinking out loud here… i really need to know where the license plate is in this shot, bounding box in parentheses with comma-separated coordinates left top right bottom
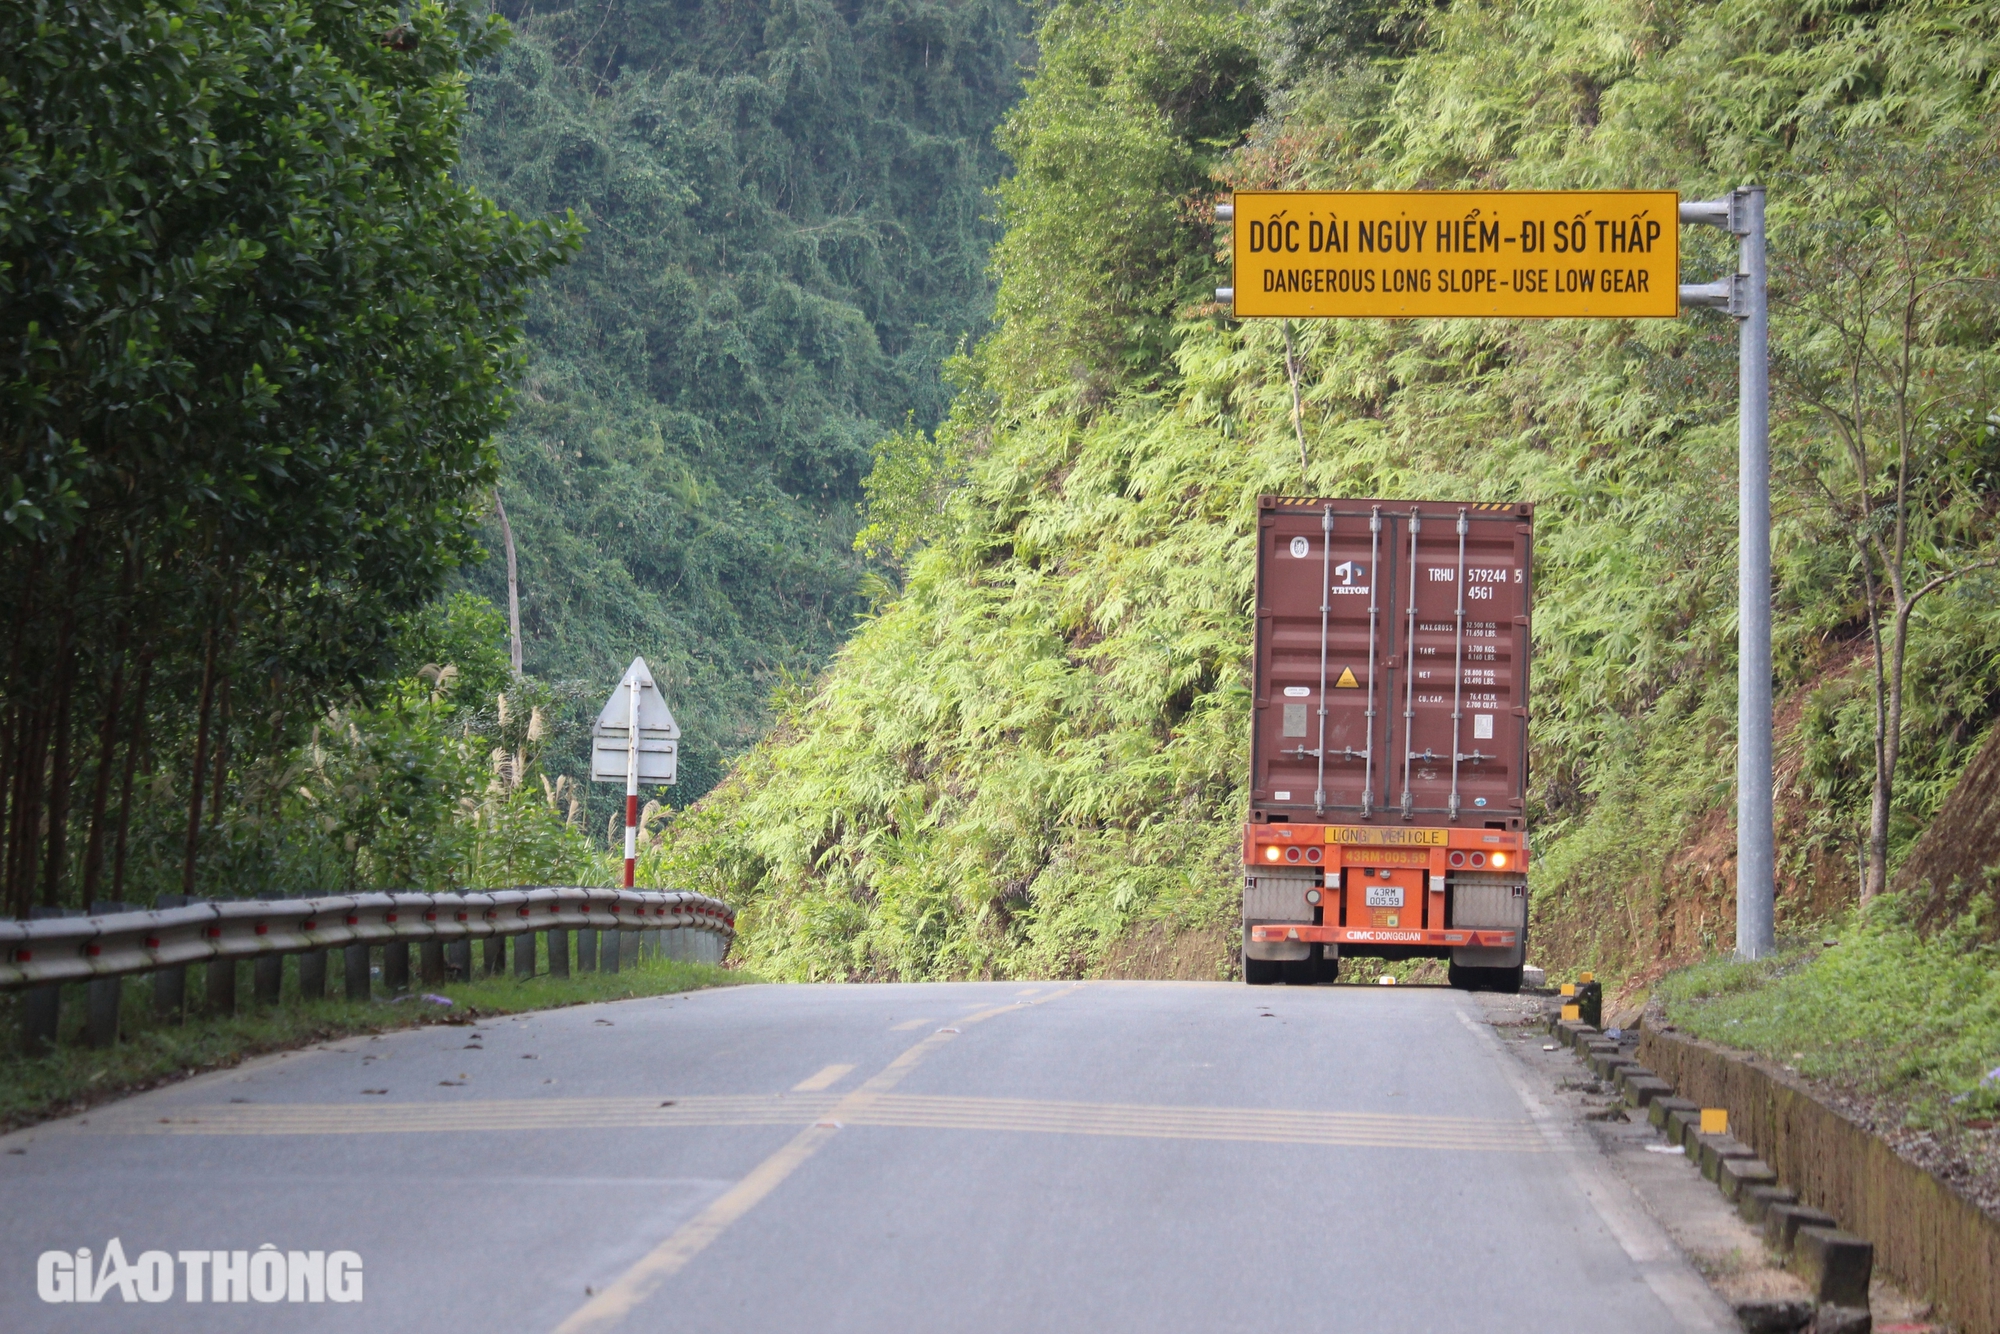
(1364, 887, 1404, 908)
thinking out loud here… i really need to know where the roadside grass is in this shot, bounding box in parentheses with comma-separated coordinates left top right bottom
(0, 949, 754, 1133)
(1655, 894, 2000, 1127)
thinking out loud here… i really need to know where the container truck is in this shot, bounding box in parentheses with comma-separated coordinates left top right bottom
(1242, 496, 1532, 990)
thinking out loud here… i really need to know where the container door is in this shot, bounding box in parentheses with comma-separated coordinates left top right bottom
(1377, 505, 1530, 824)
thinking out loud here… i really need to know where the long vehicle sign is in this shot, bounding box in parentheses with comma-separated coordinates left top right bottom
(1230, 190, 1679, 319)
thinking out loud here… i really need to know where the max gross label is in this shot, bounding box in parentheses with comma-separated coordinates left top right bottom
(1230, 191, 1680, 319)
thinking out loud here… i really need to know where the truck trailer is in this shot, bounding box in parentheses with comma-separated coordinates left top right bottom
(1242, 496, 1532, 990)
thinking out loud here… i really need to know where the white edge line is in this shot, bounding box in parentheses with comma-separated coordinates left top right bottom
(1450, 1002, 1736, 1333)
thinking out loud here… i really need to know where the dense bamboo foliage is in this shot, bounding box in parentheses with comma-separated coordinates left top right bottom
(656, 0, 2000, 981)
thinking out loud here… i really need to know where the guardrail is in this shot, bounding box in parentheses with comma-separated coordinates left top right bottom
(4, 888, 735, 1052)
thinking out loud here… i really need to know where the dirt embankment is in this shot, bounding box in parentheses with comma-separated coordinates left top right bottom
(1537, 644, 1929, 985)
(1095, 923, 1233, 981)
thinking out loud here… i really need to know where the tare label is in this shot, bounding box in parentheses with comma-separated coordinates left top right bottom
(1230, 190, 1679, 319)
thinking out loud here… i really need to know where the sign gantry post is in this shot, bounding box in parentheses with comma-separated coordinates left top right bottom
(1677, 188, 1772, 961)
(1216, 186, 1772, 960)
(592, 658, 680, 889)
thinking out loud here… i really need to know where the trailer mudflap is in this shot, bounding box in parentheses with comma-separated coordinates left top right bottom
(1247, 924, 1517, 948)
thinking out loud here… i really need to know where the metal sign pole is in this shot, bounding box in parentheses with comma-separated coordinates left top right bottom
(1680, 186, 1773, 960)
(592, 657, 678, 888)
(624, 674, 639, 889)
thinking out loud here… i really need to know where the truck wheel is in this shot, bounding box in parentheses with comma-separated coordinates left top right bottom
(1317, 955, 1341, 984)
(1280, 958, 1319, 986)
(1488, 964, 1524, 994)
(1245, 958, 1280, 986)
(1447, 963, 1481, 991)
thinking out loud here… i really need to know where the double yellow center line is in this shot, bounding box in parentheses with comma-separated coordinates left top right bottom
(99, 1093, 1541, 1153)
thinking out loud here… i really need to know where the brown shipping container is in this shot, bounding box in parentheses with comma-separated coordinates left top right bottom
(1250, 496, 1532, 827)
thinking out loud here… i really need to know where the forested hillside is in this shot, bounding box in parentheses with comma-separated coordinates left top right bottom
(455, 0, 1030, 805)
(656, 0, 2000, 982)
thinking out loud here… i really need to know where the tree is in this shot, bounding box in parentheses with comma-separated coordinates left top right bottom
(1775, 128, 2000, 901)
(0, 0, 576, 913)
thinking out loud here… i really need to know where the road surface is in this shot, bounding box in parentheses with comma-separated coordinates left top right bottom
(2, 981, 1734, 1331)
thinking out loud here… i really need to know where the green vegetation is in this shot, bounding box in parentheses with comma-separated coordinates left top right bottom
(1, 0, 578, 911)
(454, 0, 1032, 810)
(655, 0, 2000, 983)
(2, 0, 1033, 921)
(1657, 897, 2000, 1127)
(0, 952, 747, 1132)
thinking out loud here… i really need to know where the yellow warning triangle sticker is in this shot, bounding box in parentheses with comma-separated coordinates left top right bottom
(1335, 667, 1360, 688)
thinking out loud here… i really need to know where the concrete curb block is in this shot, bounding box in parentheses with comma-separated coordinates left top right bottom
(1695, 1131, 1757, 1182)
(1793, 1226, 1873, 1307)
(1719, 1157, 1780, 1203)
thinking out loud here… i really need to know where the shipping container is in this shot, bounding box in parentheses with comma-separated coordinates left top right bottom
(1241, 496, 1533, 989)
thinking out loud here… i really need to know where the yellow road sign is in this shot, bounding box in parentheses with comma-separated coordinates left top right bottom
(1229, 190, 1680, 319)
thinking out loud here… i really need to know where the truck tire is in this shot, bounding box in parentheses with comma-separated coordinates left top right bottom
(1245, 958, 1280, 986)
(1280, 958, 1319, 986)
(1448, 963, 1525, 993)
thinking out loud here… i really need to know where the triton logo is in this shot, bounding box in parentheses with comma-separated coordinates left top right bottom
(37, 1241, 362, 1303)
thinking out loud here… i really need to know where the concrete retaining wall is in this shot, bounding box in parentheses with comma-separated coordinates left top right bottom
(1641, 1026, 2000, 1334)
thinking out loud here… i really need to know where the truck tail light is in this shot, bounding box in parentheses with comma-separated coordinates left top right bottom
(1305, 847, 1322, 863)
(1491, 852, 1509, 869)
(1469, 852, 1487, 868)
(1284, 846, 1301, 863)
(1264, 846, 1281, 862)
(1448, 850, 1466, 868)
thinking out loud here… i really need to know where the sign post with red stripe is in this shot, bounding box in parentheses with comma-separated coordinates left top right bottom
(591, 657, 679, 887)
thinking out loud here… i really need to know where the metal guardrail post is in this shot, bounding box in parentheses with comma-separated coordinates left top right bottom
(205, 959, 236, 1017)
(482, 937, 503, 976)
(22, 985, 59, 1054)
(299, 949, 326, 1001)
(383, 941, 410, 994)
(253, 955, 283, 1005)
(601, 927, 620, 975)
(344, 944, 371, 1002)
(577, 928, 597, 972)
(154, 966, 186, 1021)
(445, 940, 469, 981)
(621, 928, 638, 970)
(548, 929, 569, 978)
(513, 932, 534, 979)
(419, 940, 445, 985)
(86, 978, 121, 1047)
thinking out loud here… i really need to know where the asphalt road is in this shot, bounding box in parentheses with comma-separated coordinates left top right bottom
(1, 981, 1735, 1332)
